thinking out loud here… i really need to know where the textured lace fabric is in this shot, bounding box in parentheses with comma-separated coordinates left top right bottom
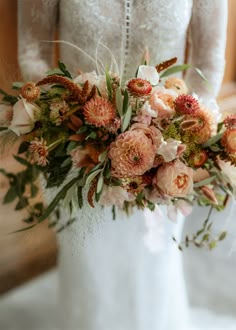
(17, 1, 227, 330)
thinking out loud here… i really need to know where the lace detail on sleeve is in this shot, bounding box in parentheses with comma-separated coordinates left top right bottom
(185, 0, 228, 104)
(17, 0, 59, 81)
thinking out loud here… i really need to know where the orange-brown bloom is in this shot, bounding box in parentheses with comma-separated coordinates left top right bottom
(127, 78, 152, 97)
(83, 97, 115, 127)
(190, 150, 208, 167)
(109, 130, 156, 177)
(221, 128, 236, 154)
(223, 114, 236, 129)
(21, 82, 40, 102)
(164, 77, 188, 95)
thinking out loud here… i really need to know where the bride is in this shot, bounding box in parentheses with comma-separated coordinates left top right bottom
(17, 1, 227, 329)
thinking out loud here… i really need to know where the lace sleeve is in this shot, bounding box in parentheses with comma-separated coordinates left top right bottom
(185, 0, 228, 105)
(17, 0, 59, 81)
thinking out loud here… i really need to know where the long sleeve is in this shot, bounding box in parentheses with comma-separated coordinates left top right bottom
(17, 0, 59, 81)
(185, 0, 228, 104)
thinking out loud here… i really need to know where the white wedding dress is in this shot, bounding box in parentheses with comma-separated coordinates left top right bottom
(17, 1, 227, 330)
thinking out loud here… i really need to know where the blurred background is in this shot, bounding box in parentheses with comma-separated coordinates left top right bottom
(1, 0, 236, 329)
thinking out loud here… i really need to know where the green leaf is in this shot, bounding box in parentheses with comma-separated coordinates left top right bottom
(194, 175, 216, 188)
(38, 176, 79, 223)
(86, 131, 97, 139)
(3, 186, 17, 204)
(18, 141, 30, 154)
(160, 64, 192, 78)
(121, 105, 132, 132)
(209, 240, 217, 249)
(96, 173, 104, 194)
(58, 60, 73, 79)
(116, 88, 123, 117)
(122, 90, 129, 114)
(0, 88, 7, 95)
(77, 126, 88, 134)
(10, 223, 37, 234)
(12, 82, 24, 90)
(85, 168, 103, 189)
(46, 68, 64, 76)
(105, 70, 112, 100)
(13, 155, 31, 167)
(77, 186, 83, 208)
(67, 141, 78, 153)
(31, 184, 38, 198)
(61, 157, 72, 168)
(218, 231, 227, 241)
(15, 197, 29, 210)
(202, 132, 223, 148)
(98, 150, 108, 163)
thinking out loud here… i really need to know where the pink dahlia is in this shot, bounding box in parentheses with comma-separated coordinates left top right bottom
(28, 137, 48, 166)
(83, 97, 115, 127)
(174, 94, 200, 115)
(130, 123, 163, 149)
(109, 130, 156, 177)
(127, 78, 152, 97)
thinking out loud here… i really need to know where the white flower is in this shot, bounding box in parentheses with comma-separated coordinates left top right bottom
(0, 104, 13, 126)
(9, 98, 40, 136)
(218, 158, 236, 194)
(157, 138, 181, 162)
(99, 185, 135, 208)
(141, 101, 157, 118)
(137, 65, 159, 85)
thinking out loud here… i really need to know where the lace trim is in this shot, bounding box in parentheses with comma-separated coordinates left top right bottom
(123, 0, 132, 76)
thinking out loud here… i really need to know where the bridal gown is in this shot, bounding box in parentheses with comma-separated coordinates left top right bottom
(17, 1, 227, 329)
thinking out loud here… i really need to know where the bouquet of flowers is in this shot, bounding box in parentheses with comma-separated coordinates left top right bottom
(0, 57, 235, 248)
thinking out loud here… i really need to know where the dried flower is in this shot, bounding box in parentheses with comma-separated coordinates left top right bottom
(221, 128, 236, 154)
(164, 77, 188, 95)
(50, 100, 69, 125)
(21, 82, 40, 102)
(223, 114, 236, 129)
(83, 97, 115, 127)
(28, 137, 48, 166)
(109, 130, 156, 177)
(127, 78, 152, 97)
(190, 150, 208, 167)
(174, 94, 200, 115)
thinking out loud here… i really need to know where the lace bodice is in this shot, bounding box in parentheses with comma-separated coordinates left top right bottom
(18, 0, 227, 99)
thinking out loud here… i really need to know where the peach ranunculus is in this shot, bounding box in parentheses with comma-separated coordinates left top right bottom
(130, 123, 163, 149)
(153, 160, 194, 198)
(149, 86, 178, 119)
(109, 130, 156, 177)
(0, 104, 13, 126)
(9, 98, 40, 136)
(99, 185, 135, 208)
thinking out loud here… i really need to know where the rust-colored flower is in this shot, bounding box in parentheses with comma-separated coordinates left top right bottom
(83, 97, 115, 127)
(164, 77, 188, 95)
(127, 78, 152, 97)
(181, 109, 213, 144)
(221, 128, 236, 153)
(174, 94, 200, 115)
(21, 82, 40, 102)
(109, 130, 156, 177)
(223, 114, 236, 129)
(190, 150, 208, 167)
(28, 137, 48, 166)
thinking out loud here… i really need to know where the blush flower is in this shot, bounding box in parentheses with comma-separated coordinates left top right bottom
(149, 86, 177, 118)
(164, 77, 188, 95)
(109, 130, 156, 177)
(83, 97, 115, 127)
(99, 185, 135, 208)
(28, 137, 48, 166)
(130, 123, 163, 149)
(157, 138, 182, 162)
(153, 160, 193, 197)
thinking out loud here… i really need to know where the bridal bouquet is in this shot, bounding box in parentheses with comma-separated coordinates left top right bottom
(0, 58, 235, 248)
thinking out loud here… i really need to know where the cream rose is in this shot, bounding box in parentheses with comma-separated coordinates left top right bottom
(9, 98, 40, 136)
(154, 160, 193, 197)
